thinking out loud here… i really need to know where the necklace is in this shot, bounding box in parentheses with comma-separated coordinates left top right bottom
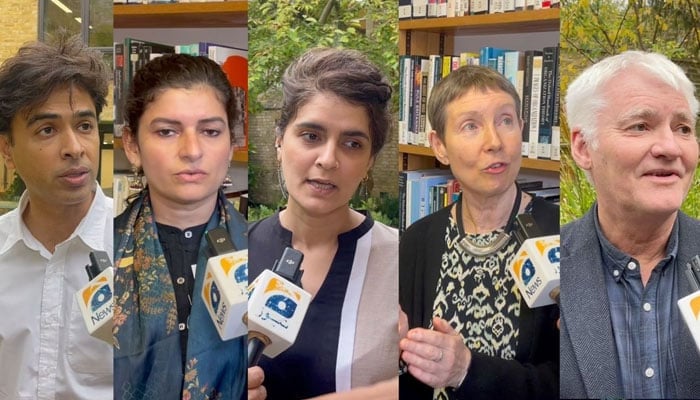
(455, 184, 521, 257)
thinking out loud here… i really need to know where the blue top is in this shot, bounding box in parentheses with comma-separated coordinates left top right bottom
(594, 204, 680, 399)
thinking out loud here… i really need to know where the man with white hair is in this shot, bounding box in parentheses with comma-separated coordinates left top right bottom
(560, 51, 700, 399)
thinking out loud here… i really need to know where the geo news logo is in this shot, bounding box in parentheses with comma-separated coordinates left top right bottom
(258, 277, 300, 329)
(81, 276, 112, 312)
(691, 294, 700, 320)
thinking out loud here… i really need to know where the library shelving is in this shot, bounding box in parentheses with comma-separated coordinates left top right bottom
(114, 2, 248, 29)
(398, 8, 560, 174)
(113, 1, 248, 163)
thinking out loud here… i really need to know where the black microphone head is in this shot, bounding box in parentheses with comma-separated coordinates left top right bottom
(206, 227, 236, 257)
(85, 251, 111, 280)
(272, 247, 304, 285)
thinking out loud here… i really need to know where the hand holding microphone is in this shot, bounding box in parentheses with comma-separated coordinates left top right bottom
(246, 247, 311, 367)
(507, 214, 560, 308)
(201, 227, 249, 341)
(678, 255, 700, 353)
(75, 251, 114, 344)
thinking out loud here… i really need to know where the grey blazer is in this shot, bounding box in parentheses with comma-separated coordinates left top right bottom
(560, 206, 700, 399)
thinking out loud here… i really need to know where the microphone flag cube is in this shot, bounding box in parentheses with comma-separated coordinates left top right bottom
(202, 249, 249, 340)
(678, 292, 700, 353)
(75, 267, 114, 344)
(247, 269, 311, 357)
(508, 235, 560, 308)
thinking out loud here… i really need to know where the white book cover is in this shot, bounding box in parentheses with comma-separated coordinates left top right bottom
(413, 0, 428, 17)
(447, 0, 457, 17)
(528, 55, 543, 159)
(503, 0, 516, 11)
(437, 0, 448, 17)
(471, 0, 488, 13)
(551, 126, 561, 161)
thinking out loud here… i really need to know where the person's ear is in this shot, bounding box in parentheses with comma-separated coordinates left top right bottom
(275, 136, 283, 163)
(429, 130, 449, 166)
(0, 134, 16, 170)
(571, 127, 592, 171)
(122, 127, 142, 168)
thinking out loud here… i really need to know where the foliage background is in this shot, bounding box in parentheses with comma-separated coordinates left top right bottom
(247, 0, 399, 225)
(560, 0, 700, 224)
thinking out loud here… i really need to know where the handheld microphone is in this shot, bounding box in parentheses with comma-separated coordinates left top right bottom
(201, 227, 249, 341)
(507, 214, 560, 308)
(75, 251, 114, 344)
(678, 255, 700, 353)
(246, 247, 311, 367)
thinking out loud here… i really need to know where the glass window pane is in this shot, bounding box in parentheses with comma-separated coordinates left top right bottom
(43, 0, 82, 38)
(89, 0, 112, 47)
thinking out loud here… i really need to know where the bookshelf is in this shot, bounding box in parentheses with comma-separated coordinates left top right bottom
(113, 1, 248, 163)
(398, 8, 560, 174)
(114, 2, 248, 29)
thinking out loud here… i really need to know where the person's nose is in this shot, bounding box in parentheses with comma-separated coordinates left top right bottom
(650, 125, 684, 159)
(315, 142, 339, 170)
(61, 127, 87, 160)
(179, 129, 204, 161)
(483, 122, 504, 152)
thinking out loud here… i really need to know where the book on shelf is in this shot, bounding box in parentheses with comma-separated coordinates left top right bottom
(537, 46, 559, 160)
(401, 0, 557, 17)
(399, 0, 413, 19)
(399, 46, 559, 161)
(399, 169, 453, 233)
(114, 38, 248, 150)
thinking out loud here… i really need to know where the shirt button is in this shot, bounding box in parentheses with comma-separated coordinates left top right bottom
(184, 230, 192, 239)
(176, 277, 185, 285)
(645, 367, 654, 378)
(627, 261, 637, 270)
(643, 302, 652, 312)
(179, 322, 186, 331)
(613, 270, 620, 277)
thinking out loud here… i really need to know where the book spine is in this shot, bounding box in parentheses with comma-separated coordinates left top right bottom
(528, 55, 543, 159)
(537, 46, 556, 159)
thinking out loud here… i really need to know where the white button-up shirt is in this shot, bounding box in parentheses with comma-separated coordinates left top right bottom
(0, 187, 113, 400)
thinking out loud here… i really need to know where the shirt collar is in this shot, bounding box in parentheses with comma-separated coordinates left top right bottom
(0, 185, 109, 256)
(594, 203, 679, 282)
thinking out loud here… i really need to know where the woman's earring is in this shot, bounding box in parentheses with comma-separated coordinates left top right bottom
(358, 173, 370, 200)
(221, 175, 233, 188)
(128, 164, 144, 191)
(277, 163, 288, 200)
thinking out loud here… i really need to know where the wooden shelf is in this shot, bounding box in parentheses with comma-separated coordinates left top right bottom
(399, 143, 434, 157)
(400, 144, 559, 172)
(399, 8, 559, 35)
(114, 2, 248, 28)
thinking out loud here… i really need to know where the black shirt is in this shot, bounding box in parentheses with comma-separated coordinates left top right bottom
(156, 221, 207, 370)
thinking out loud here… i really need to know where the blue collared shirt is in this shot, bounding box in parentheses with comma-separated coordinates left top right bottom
(594, 209, 681, 399)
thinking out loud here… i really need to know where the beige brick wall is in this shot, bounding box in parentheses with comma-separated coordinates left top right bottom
(0, 1, 38, 193)
(0, 1, 38, 64)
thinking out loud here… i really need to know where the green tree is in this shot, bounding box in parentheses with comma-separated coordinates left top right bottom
(248, 0, 398, 112)
(560, 0, 700, 224)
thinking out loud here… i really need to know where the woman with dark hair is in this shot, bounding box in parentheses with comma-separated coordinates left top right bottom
(113, 53, 247, 400)
(247, 48, 398, 399)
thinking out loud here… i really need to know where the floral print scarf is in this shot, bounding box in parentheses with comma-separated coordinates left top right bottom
(113, 189, 247, 400)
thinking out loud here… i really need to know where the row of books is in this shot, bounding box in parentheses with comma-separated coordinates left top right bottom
(113, 38, 248, 150)
(398, 169, 560, 233)
(399, 0, 560, 19)
(398, 45, 561, 161)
